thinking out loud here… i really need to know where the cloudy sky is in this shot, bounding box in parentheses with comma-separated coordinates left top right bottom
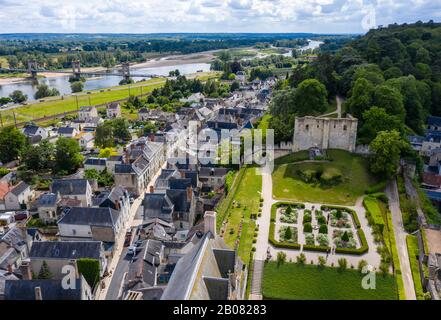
(0, 0, 439, 34)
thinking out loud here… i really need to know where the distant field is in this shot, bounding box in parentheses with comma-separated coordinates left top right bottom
(272, 149, 378, 205)
(263, 262, 398, 300)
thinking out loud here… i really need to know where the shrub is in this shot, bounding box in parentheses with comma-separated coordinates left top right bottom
(320, 167, 342, 186)
(317, 215, 326, 225)
(337, 258, 347, 272)
(77, 258, 100, 289)
(304, 222, 312, 233)
(0, 167, 9, 178)
(319, 224, 328, 234)
(358, 260, 368, 273)
(365, 180, 388, 194)
(277, 252, 287, 266)
(318, 256, 326, 268)
(284, 226, 293, 240)
(296, 253, 306, 265)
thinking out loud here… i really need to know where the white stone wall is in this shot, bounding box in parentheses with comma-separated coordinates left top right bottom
(293, 116, 358, 152)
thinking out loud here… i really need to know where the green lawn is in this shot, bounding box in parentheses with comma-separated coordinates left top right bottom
(274, 150, 309, 166)
(222, 167, 262, 265)
(406, 235, 425, 300)
(272, 149, 377, 205)
(263, 262, 398, 300)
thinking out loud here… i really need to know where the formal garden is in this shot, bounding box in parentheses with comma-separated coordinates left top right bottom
(271, 202, 366, 253)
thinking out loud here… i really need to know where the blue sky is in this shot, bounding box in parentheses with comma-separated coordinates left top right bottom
(0, 0, 440, 34)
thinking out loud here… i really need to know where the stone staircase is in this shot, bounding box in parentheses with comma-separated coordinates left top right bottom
(250, 260, 265, 297)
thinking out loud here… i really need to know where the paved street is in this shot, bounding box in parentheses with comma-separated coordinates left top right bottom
(97, 161, 167, 300)
(386, 179, 416, 300)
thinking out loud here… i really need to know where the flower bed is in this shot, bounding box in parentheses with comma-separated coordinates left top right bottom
(279, 205, 298, 224)
(279, 226, 298, 243)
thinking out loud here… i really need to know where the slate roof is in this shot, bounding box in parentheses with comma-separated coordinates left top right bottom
(166, 189, 190, 212)
(58, 207, 120, 228)
(0, 270, 18, 297)
(428, 116, 441, 127)
(10, 181, 30, 196)
(143, 193, 174, 222)
(37, 193, 59, 207)
(84, 157, 107, 166)
(108, 102, 120, 110)
(4, 278, 86, 300)
(22, 125, 40, 136)
(51, 179, 89, 195)
(108, 155, 123, 162)
(199, 167, 229, 177)
(30, 241, 102, 260)
(161, 232, 235, 300)
(115, 164, 135, 174)
(0, 226, 27, 249)
(58, 127, 75, 135)
(80, 106, 95, 112)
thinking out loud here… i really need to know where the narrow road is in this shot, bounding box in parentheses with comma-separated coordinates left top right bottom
(250, 166, 276, 299)
(385, 179, 416, 300)
(98, 161, 167, 300)
(321, 95, 343, 118)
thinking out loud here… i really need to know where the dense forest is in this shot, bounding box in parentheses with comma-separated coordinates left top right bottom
(270, 21, 441, 146)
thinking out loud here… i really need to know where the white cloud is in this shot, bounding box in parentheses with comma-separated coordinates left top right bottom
(0, 0, 438, 33)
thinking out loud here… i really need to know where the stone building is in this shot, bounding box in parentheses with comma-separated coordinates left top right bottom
(293, 115, 358, 153)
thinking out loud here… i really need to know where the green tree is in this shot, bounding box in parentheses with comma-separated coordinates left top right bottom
(0, 97, 12, 106)
(345, 78, 374, 119)
(0, 126, 27, 163)
(111, 118, 131, 142)
(9, 90, 27, 104)
(34, 84, 60, 99)
(369, 130, 409, 178)
(341, 231, 350, 242)
(71, 81, 84, 93)
(372, 85, 405, 120)
(284, 227, 292, 240)
(23, 139, 55, 171)
(98, 147, 118, 158)
(55, 137, 83, 174)
(294, 79, 328, 115)
(359, 107, 404, 144)
(95, 122, 114, 148)
(38, 261, 53, 279)
(230, 81, 240, 92)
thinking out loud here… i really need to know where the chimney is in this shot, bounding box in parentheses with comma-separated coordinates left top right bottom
(7, 264, 13, 273)
(69, 183, 74, 194)
(204, 211, 217, 238)
(150, 186, 155, 194)
(186, 186, 193, 202)
(20, 261, 32, 280)
(35, 286, 43, 301)
(115, 199, 121, 210)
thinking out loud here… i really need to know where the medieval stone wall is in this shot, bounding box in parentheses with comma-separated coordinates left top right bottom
(293, 116, 358, 152)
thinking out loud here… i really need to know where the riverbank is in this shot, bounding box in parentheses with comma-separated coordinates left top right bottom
(0, 71, 219, 127)
(0, 51, 216, 86)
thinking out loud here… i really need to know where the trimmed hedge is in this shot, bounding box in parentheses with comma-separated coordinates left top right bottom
(387, 211, 406, 300)
(363, 197, 385, 231)
(303, 245, 331, 253)
(335, 228, 369, 255)
(268, 202, 305, 251)
(421, 228, 429, 255)
(321, 205, 361, 229)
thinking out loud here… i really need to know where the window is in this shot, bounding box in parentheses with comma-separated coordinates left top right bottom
(72, 229, 76, 235)
(305, 125, 309, 131)
(343, 125, 347, 131)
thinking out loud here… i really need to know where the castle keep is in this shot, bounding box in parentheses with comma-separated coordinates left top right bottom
(293, 116, 358, 152)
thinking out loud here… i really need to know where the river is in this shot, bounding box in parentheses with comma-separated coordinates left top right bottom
(0, 62, 211, 102)
(0, 39, 323, 101)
